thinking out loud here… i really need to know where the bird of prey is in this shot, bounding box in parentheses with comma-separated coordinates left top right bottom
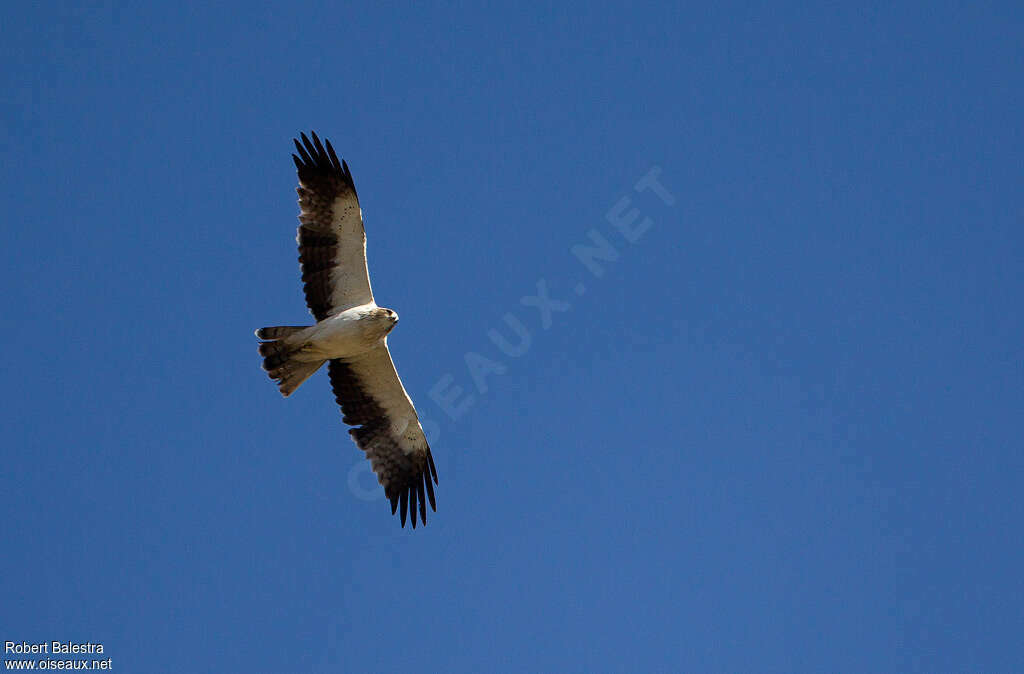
(256, 132, 437, 528)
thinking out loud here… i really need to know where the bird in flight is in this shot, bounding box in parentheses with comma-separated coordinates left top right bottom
(256, 132, 437, 528)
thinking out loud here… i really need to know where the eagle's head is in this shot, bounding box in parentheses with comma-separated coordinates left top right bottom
(373, 307, 399, 335)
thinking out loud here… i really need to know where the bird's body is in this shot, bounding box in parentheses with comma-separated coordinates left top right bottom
(269, 304, 397, 364)
(256, 132, 437, 528)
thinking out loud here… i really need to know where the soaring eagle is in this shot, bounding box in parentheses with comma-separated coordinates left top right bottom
(256, 132, 437, 528)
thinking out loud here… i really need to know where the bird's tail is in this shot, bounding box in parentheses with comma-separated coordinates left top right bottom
(255, 326, 324, 397)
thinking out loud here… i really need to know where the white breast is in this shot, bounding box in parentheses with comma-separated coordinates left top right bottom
(307, 303, 384, 359)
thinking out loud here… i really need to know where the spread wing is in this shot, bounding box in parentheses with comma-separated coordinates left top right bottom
(293, 132, 373, 320)
(328, 342, 438, 528)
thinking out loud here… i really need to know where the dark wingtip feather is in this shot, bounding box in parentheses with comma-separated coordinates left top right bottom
(427, 449, 439, 485)
(417, 480, 427, 525)
(390, 494, 399, 515)
(293, 138, 311, 164)
(399, 488, 408, 528)
(424, 469, 436, 511)
(325, 138, 341, 171)
(310, 131, 327, 159)
(409, 485, 418, 529)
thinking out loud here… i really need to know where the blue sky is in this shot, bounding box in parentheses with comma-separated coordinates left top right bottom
(2, 2, 1022, 671)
